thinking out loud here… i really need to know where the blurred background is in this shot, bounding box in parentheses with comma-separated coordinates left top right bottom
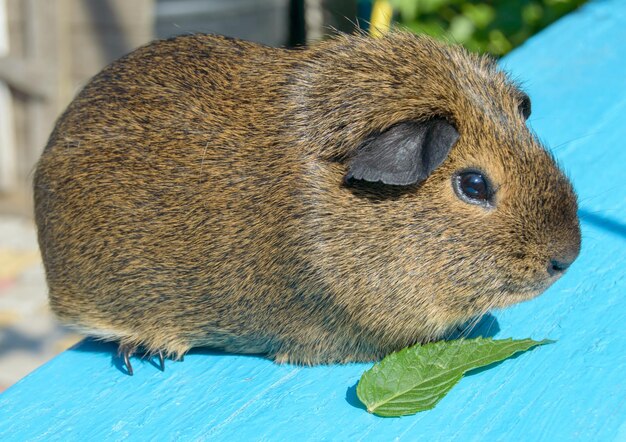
(0, 0, 586, 391)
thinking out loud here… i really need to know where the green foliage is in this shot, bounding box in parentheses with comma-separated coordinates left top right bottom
(390, 0, 587, 55)
(356, 337, 553, 417)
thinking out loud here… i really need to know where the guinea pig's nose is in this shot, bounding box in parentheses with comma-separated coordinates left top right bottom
(547, 258, 571, 276)
(547, 225, 581, 277)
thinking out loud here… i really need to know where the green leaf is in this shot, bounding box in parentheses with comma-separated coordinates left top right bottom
(403, 20, 447, 38)
(461, 3, 495, 29)
(356, 337, 553, 417)
(448, 15, 475, 43)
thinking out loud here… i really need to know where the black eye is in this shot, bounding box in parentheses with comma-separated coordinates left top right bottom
(453, 170, 493, 207)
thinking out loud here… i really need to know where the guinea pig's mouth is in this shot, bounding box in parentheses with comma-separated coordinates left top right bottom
(495, 282, 553, 306)
(451, 276, 560, 316)
(501, 289, 542, 305)
(449, 284, 545, 320)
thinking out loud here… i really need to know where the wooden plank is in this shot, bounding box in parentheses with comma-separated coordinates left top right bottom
(155, 0, 287, 46)
(0, 0, 16, 192)
(0, 57, 51, 97)
(72, 0, 155, 27)
(1, 0, 154, 206)
(4, 0, 28, 199)
(22, 0, 60, 175)
(71, 0, 153, 75)
(1, 0, 625, 439)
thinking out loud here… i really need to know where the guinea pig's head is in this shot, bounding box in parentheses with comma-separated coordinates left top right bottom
(295, 33, 581, 340)
(343, 104, 581, 312)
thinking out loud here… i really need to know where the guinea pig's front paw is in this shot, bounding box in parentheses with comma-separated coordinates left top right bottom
(117, 344, 172, 376)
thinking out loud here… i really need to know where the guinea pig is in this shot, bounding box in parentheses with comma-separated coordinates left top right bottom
(34, 32, 581, 368)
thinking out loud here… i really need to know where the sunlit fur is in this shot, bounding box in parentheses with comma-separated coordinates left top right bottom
(34, 32, 581, 364)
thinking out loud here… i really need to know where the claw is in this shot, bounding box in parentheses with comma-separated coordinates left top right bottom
(158, 351, 165, 371)
(120, 346, 134, 376)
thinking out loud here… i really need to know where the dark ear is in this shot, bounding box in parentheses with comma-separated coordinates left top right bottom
(345, 118, 459, 186)
(519, 92, 531, 120)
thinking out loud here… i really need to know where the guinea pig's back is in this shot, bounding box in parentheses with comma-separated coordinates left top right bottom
(34, 35, 304, 354)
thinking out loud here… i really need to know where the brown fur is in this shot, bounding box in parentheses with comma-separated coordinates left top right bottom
(33, 32, 581, 364)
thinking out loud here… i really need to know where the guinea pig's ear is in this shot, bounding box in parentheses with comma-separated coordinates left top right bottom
(519, 92, 531, 120)
(345, 118, 459, 186)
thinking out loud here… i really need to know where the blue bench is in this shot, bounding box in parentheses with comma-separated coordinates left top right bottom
(2, 0, 625, 439)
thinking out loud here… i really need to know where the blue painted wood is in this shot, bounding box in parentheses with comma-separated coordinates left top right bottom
(2, 1, 626, 439)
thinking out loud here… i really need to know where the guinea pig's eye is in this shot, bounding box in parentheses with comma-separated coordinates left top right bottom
(453, 170, 494, 207)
